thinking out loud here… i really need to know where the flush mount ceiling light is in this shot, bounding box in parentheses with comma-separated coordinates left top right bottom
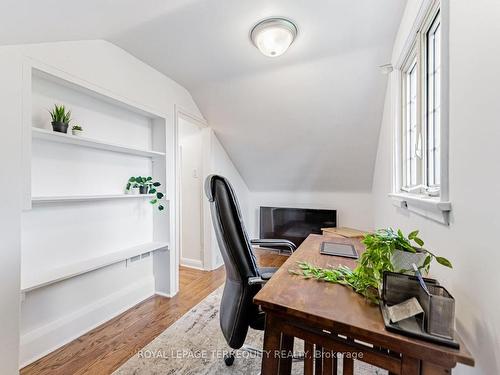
(250, 17, 298, 57)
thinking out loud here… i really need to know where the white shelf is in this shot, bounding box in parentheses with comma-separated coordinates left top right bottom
(21, 241, 169, 292)
(32, 194, 156, 204)
(32, 127, 166, 158)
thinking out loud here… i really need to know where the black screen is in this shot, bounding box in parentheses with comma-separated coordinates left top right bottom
(259, 207, 337, 248)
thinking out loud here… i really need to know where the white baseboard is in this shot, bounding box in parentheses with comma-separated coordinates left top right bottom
(155, 291, 174, 298)
(19, 276, 155, 368)
(180, 257, 204, 270)
(204, 259, 223, 271)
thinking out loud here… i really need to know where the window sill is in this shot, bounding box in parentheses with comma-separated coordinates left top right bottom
(389, 192, 451, 225)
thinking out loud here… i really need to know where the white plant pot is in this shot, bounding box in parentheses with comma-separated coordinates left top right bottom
(72, 129, 83, 136)
(129, 187, 140, 195)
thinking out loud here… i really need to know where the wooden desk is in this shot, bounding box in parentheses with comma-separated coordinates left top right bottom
(321, 226, 368, 238)
(254, 234, 474, 375)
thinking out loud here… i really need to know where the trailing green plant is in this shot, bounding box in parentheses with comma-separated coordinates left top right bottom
(49, 104, 71, 124)
(126, 176, 155, 190)
(292, 262, 380, 303)
(72, 125, 83, 131)
(126, 176, 164, 211)
(289, 228, 452, 303)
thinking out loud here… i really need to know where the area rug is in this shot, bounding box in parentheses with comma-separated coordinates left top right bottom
(114, 287, 387, 375)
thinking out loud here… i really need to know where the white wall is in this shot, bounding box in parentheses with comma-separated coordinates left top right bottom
(0, 39, 204, 369)
(372, 1, 500, 374)
(248, 191, 374, 238)
(210, 132, 250, 221)
(203, 132, 374, 268)
(19, 40, 203, 118)
(0, 51, 23, 375)
(179, 117, 204, 269)
(204, 129, 252, 269)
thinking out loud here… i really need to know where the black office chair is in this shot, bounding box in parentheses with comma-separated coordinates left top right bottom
(204, 174, 296, 366)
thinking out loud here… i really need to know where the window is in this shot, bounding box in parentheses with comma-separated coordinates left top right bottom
(398, 5, 441, 197)
(426, 13, 441, 188)
(391, 1, 450, 224)
(402, 54, 419, 190)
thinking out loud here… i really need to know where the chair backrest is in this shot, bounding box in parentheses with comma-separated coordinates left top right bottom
(204, 174, 261, 349)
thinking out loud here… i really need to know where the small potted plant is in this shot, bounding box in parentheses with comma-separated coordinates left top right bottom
(49, 104, 71, 133)
(126, 176, 165, 211)
(126, 176, 154, 194)
(72, 125, 83, 136)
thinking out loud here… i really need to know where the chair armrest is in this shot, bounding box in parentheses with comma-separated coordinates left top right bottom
(250, 239, 297, 252)
(248, 276, 267, 285)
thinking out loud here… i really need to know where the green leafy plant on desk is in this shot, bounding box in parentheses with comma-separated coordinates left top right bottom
(289, 228, 452, 303)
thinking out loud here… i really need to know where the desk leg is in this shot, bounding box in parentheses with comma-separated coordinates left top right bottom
(343, 356, 354, 375)
(304, 342, 314, 375)
(262, 314, 281, 375)
(315, 345, 323, 375)
(401, 356, 420, 375)
(421, 362, 451, 375)
(322, 349, 336, 375)
(279, 334, 294, 375)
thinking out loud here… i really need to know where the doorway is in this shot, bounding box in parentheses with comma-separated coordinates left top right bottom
(178, 114, 205, 271)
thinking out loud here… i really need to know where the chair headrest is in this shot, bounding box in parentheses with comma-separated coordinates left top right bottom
(204, 174, 224, 202)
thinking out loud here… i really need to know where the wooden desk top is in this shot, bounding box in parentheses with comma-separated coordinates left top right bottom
(254, 234, 474, 368)
(321, 226, 369, 238)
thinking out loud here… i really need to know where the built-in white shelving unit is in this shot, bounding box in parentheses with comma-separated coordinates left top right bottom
(21, 241, 169, 292)
(19, 49, 177, 368)
(21, 62, 173, 329)
(32, 193, 157, 204)
(32, 127, 166, 158)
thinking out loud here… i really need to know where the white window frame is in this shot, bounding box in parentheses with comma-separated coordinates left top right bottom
(390, 0, 451, 225)
(400, 45, 421, 192)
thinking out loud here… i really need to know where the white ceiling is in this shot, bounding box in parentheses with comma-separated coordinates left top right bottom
(0, 0, 406, 192)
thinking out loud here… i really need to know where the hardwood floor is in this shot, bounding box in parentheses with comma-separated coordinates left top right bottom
(21, 249, 288, 375)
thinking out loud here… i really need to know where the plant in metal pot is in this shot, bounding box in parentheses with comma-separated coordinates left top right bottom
(290, 228, 452, 303)
(126, 176, 165, 211)
(49, 104, 71, 133)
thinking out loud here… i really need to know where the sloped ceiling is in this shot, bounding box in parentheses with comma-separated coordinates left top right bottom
(0, 0, 406, 191)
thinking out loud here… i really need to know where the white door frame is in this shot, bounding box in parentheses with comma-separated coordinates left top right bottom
(174, 105, 211, 271)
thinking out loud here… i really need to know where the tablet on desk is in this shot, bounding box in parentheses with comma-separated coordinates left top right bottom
(320, 242, 359, 259)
